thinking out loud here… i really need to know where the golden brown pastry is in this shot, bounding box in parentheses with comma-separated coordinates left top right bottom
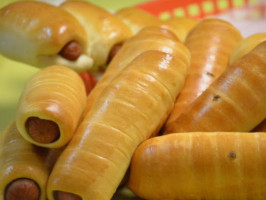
(16, 65, 87, 148)
(82, 25, 189, 116)
(229, 33, 266, 65)
(47, 49, 190, 200)
(115, 7, 161, 34)
(60, 0, 133, 71)
(127, 132, 266, 200)
(161, 17, 199, 42)
(0, 122, 61, 200)
(164, 41, 266, 134)
(0, 1, 93, 72)
(164, 19, 243, 131)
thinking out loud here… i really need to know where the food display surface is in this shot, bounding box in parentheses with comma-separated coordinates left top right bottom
(0, 0, 265, 200)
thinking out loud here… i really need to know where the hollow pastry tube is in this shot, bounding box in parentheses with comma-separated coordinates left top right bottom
(47, 49, 190, 200)
(164, 41, 266, 134)
(82, 25, 189, 116)
(127, 132, 266, 200)
(0, 1, 92, 72)
(115, 7, 161, 34)
(0, 122, 62, 200)
(16, 65, 87, 148)
(59, 0, 133, 71)
(164, 19, 243, 130)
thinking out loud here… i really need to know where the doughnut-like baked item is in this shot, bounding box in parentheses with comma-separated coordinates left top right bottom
(0, 1, 92, 72)
(16, 65, 87, 148)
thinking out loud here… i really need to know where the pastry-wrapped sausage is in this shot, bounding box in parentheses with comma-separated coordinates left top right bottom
(0, 1, 92, 72)
(47, 49, 190, 200)
(16, 65, 87, 148)
(164, 19, 242, 131)
(0, 122, 61, 200)
(127, 132, 266, 200)
(83, 25, 189, 116)
(115, 7, 160, 34)
(60, 0, 133, 71)
(229, 33, 266, 65)
(164, 41, 266, 134)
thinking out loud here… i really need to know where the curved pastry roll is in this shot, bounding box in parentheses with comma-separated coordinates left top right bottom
(115, 7, 160, 34)
(16, 65, 87, 148)
(0, 122, 61, 200)
(229, 33, 266, 65)
(128, 132, 266, 200)
(0, 1, 92, 72)
(83, 26, 189, 116)
(47, 50, 189, 200)
(60, 0, 133, 71)
(161, 17, 199, 42)
(164, 19, 242, 130)
(164, 41, 266, 134)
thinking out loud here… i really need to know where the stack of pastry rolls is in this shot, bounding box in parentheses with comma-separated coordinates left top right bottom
(0, 0, 265, 200)
(46, 27, 190, 199)
(127, 30, 266, 199)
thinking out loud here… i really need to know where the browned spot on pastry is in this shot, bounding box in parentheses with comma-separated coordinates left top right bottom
(212, 95, 221, 101)
(206, 72, 214, 77)
(228, 152, 236, 160)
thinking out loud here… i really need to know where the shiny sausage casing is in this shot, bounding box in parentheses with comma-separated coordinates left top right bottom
(128, 132, 266, 200)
